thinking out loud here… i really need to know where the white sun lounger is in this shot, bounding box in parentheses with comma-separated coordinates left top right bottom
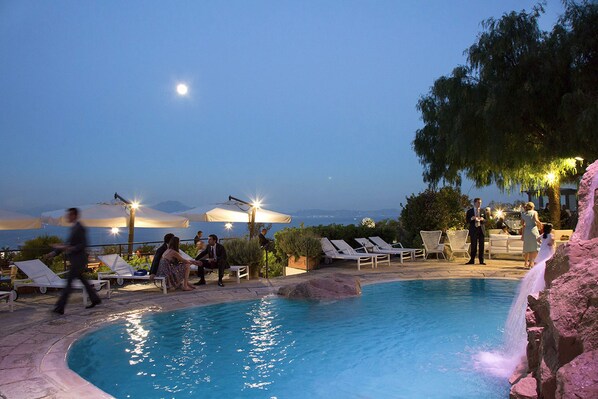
(368, 236, 425, 261)
(355, 238, 411, 264)
(13, 259, 111, 307)
(321, 238, 378, 270)
(0, 290, 14, 312)
(331, 239, 391, 268)
(98, 254, 167, 294)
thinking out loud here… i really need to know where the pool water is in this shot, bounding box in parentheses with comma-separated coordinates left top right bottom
(68, 279, 516, 398)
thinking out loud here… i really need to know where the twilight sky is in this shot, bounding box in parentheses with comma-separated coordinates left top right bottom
(0, 0, 564, 213)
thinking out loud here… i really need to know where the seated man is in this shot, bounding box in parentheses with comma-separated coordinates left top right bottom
(194, 234, 228, 287)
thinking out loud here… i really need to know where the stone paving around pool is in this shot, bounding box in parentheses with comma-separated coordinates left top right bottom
(0, 257, 527, 399)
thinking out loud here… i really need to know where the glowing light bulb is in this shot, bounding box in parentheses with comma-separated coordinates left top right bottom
(176, 83, 189, 96)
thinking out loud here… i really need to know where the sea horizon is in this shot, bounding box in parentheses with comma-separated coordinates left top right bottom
(0, 215, 391, 250)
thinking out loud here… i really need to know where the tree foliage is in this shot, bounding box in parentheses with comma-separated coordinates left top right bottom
(399, 187, 471, 247)
(413, 1, 598, 227)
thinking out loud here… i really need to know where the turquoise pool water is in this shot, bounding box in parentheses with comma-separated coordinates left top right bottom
(68, 279, 516, 398)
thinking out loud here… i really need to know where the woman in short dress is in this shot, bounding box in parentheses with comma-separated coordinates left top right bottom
(157, 236, 195, 291)
(520, 202, 541, 268)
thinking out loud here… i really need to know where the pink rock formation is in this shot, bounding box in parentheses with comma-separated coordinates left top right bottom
(277, 274, 361, 299)
(510, 160, 598, 399)
(510, 374, 538, 399)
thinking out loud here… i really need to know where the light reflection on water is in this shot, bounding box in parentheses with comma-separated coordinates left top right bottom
(69, 280, 516, 399)
(241, 299, 290, 390)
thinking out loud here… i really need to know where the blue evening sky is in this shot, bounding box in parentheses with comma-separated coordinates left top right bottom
(0, 1, 563, 213)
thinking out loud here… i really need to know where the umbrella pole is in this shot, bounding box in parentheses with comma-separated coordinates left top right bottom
(249, 207, 257, 239)
(127, 206, 135, 256)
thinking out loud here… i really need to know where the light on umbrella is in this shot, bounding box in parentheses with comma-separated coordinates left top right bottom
(176, 197, 291, 238)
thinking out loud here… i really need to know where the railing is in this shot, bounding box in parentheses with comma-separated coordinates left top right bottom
(0, 237, 239, 271)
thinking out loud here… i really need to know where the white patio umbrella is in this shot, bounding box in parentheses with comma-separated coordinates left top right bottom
(42, 203, 189, 228)
(42, 202, 189, 253)
(178, 202, 292, 223)
(0, 210, 42, 230)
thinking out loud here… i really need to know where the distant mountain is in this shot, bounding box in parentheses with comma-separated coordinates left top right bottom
(293, 209, 401, 219)
(151, 201, 192, 213)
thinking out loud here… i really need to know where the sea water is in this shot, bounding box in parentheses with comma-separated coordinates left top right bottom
(69, 279, 516, 398)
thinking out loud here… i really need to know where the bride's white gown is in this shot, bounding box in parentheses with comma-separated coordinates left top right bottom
(535, 233, 556, 265)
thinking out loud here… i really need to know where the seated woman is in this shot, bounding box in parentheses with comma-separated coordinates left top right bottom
(157, 236, 196, 291)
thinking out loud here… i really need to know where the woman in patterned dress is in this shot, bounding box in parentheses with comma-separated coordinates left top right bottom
(157, 236, 195, 291)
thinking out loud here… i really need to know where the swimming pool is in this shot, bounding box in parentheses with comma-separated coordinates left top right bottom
(68, 279, 516, 398)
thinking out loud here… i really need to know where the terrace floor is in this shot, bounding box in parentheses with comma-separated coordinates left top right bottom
(0, 257, 528, 399)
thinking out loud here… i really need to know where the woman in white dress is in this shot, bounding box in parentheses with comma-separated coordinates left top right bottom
(521, 202, 541, 268)
(536, 223, 555, 264)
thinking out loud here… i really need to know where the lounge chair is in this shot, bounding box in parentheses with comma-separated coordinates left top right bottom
(355, 238, 411, 264)
(13, 259, 111, 307)
(368, 236, 425, 261)
(420, 230, 446, 260)
(98, 254, 167, 294)
(179, 250, 248, 284)
(321, 238, 378, 270)
(0, 290, 14, 312)
(369, 236, 426, 260)
(446, 230, 470, 259)
(331, 239, 391, 268)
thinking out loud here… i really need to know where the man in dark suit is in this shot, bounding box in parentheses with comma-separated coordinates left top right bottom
(47, 208, 102, 314)
(466, 198, 487, 265)
(194, 234, 228, 287)
(149, 233, 174, 278)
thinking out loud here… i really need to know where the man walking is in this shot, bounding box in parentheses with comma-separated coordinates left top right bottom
(47, 208, 102, 314)
(466, 198, 487, 265)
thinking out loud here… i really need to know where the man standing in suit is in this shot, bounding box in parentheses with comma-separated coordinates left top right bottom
(149, 233, 174, 278)
(194, 234, 228, 287)
(466, 198, 487, 265)
(46, 208, 102, 314)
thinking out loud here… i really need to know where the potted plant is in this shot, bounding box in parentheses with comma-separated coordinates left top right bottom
(275, 228, 321, 271)
(223, 238, 262, 278)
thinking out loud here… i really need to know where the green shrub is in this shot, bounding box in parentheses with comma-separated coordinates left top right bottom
(179, 243, 198, 258)
(223, 238, 263, 278)
(274, 227, 321, 262)
(14, 235, 63, 261)
(13, 235, 65, 275)
(399, 187, 470, 247)
(127, 255, 150, 269)
(262, 250, 283, 278)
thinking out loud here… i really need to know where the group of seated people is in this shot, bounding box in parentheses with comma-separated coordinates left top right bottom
(149, 232, 229, 291)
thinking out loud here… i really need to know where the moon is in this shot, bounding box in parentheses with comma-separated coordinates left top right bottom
(176, 83, 189, 96)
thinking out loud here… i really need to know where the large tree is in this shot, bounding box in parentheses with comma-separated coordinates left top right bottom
(413, 1, 598, 227)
